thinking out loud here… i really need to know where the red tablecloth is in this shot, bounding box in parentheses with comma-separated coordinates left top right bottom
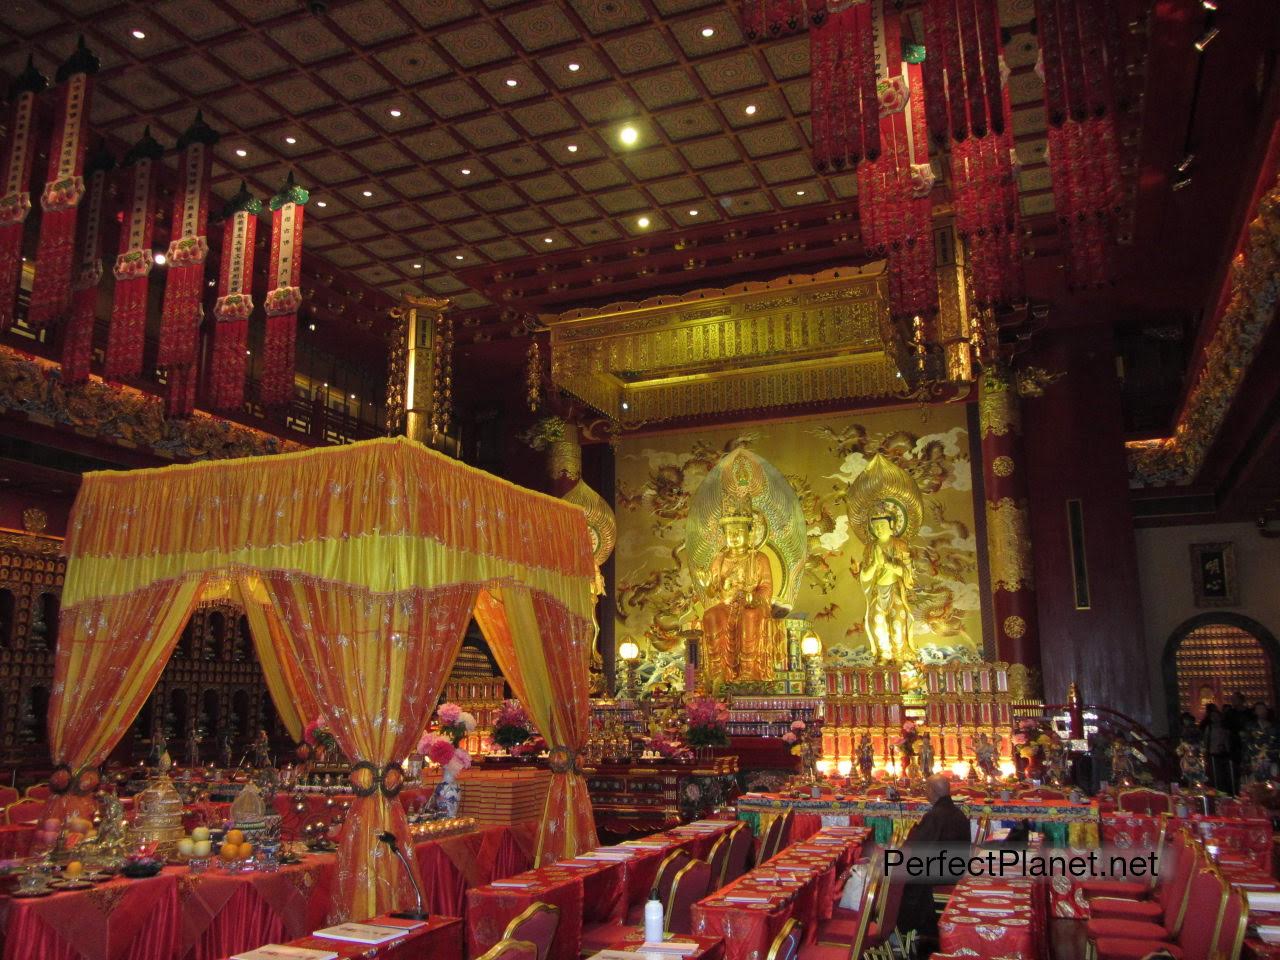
(606, 929, 725, 960)
(0, 870, 181, 960)
(413, 823, 537, 918)
(467, 869, 585, 960)
(1099, 813, 1272, 873)
(692, 827, 869, 960)
(231, 914, 462, 960)
(938, 876, 1046, 960)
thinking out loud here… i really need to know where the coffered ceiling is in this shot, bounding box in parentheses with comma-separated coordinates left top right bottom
(0, 0, 1056, 329)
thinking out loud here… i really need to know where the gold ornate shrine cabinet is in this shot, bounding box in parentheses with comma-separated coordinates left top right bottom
(541, 264, 905, 424)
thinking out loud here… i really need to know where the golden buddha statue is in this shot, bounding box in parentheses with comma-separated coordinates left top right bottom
(701, 508, 777, 684)
(847, 454, 924, 664)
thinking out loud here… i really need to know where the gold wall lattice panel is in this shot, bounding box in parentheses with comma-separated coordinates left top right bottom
(1175, 622, 1274, 713)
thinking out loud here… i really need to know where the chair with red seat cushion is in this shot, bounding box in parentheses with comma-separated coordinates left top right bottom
(1087, 840, 1199, 944)
(476, 939, 540, 960)
(25, 784, 49, 801)
(666, 859, 713, 936)
(817, 853, 906, 950)
(5, 798, 42, 825)
(1211, 885, 1247, 960)
(803, 860, 881, 960)
(707, 831, 733, 891)
(502, 902, 560, 960)
(1086, 826, 1180, 918)
(725, 821, 753, 881)
(767, 918, 803, 960)
(0, 787, 17, 808)
(1090, 861, 1226, 960)
(624, 849, 692, 925)
(758, 809, 793, 865)
(1118, 788, 1173, 816)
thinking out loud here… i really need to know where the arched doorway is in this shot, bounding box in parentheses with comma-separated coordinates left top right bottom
(1162, 613, 1280, 731)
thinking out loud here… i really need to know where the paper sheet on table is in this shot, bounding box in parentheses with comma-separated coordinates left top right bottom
(1251, 891, 1280, 912)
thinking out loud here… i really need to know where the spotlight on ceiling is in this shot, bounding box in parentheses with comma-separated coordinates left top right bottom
(1194, 26, 1219, 51)
(505, 78, 518, 87)
(455, 254, 465, 260)
(1201, 0, 1218, 8)
(619, 125, 639, 146)
(744, 104, 757, 115)
(131, 29, 146, 39)
(637, 216, 651, 228)
(460, 167, 472, 175)
(688, 209, 698, 216)
(566, 144, 578, 153)
(235, 148, 247, 157)
(412, 263, 422, 269)
(388, 107, 402, 117)
(700, 26, 715, 38)
(567, 62, 581, 72)
(285, 136, 297, 144)
(316, 200, 327, 207)
(543, 237, 553, 243)
(796, 189, 806, 196)
(361, 190, 373, 197)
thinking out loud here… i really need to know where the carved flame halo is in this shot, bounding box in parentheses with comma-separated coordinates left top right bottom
(846, 453, 924, 545)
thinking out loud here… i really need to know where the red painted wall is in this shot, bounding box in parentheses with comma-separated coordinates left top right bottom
(1022, 324, 1153, 724)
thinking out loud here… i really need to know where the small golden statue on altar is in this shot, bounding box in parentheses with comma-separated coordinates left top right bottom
(847, 454, 924, 664)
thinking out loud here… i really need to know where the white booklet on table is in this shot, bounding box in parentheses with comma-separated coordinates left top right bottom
(232, 948, 339, 960)
(312, 922, 403, 945)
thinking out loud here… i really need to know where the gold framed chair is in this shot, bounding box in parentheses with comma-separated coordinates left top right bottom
(502, 901, 562, 960)
(475, 940, 540, 960)
(765, 918, 803, 960)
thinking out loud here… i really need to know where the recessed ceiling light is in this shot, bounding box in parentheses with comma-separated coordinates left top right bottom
(207, 279, 215, 287)
(505, 78, 518, 87)
(744, 104, 757, 115)
(460, 168, 472, 175)
(543, 237, 553, 243)
(316, 200, 327, 207)
(350, 393, 357, 400)
(308, 323, 316, 331)
(285, 136, 297, 144)
(701, 27, 715, 38)
(796, 189, 806, 196)
(637, 216, 650, 228)
(131, 29, 146, 39)
(688, 209, 699, 216)
(154, 252, 167, 265)
(362, 190, 373, 197)
(413, 263, 422, 269)
(245, 349, 251, 356)
(389, 107, 402, 117)
(235, 148, 247, 157)
(455, 254, 465, 260)
(567, 62, 581, 72)
(620, 125, 639, 146)
(567, 144, 578, 153)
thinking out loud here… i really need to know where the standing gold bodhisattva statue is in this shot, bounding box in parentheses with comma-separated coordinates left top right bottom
(702, 508, 777, 685)
(847, 454, 924, 664)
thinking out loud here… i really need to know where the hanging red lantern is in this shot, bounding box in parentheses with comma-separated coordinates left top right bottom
(104, 128, 163, 381)
(28, 37, 98, 331)
(208, 182, 261, 412)
(261, 173, 308, 408)
(60, 148, 113, 384)
(0, 58, 47, 331)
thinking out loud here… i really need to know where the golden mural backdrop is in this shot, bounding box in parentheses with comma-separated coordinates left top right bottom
(614, 405, 983, 695)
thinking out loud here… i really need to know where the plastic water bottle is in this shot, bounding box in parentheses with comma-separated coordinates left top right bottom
(644, 888, 664, 943)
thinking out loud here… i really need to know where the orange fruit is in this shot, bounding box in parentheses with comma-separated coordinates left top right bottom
(219, 842, 239, 862)
(65, 861, 83, 877)
(237, 842, 254, 859)
(225, 829, 245, 845)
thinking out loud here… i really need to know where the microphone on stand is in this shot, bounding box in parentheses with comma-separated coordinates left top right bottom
(378, 831, 429, 920)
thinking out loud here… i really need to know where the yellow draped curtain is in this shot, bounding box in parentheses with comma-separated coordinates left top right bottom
(50, 437, 600, 922)
(474, 587, 598, 865)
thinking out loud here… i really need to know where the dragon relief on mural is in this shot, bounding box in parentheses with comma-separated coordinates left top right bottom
(614, 413, 982, 689)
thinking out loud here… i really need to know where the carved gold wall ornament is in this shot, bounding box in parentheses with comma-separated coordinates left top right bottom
(992, 456, 1015, 477)
(978, 368, 1019, 438)
(986, 497, 1035, 592)
(21, 508, 47, 535)
(562, 479, 616, 567)
(541, 264, 903, 424)
(1127, 172, 1280, 486)
(1002, 615, 1027, 640)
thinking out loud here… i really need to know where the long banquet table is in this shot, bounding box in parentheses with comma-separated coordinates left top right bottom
(218, 913, 463, 960)
(466, 820, 738, 960)
(691, 825, 870, 960)
(937, 875, 1047, 960)
(0, 822, 535, 960)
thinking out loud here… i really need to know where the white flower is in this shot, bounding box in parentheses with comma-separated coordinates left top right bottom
(460, 712, 477, 732)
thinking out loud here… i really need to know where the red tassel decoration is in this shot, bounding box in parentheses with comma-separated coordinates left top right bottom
(28, 37, 97, 332)
(741, 0, 812, 39)
(262, 173, 308, 408)
(208, 182, 260, 411)
(0, 58, 47, 331)
(811, 1, 880, 171)
(60, 148, 113, 384)
(104, 128, 163, 381)
(157, 112, 218, 418)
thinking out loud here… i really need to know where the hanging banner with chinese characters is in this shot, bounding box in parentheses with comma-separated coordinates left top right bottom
(261, 173, 308, 407)
(60, 148, 114, 384)
(923, 0, 1023, 307)
(0, 58, 47, 331)
(157, 112, 218, 418)
(28, 37, 98, 331)
(1034, 0, 1126, 287)
(209, 182, 261, 411)
(855, 2, 937, 322)
(104, 128, 163, 381)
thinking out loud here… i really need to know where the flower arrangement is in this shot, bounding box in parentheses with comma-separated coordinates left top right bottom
(419, 731, 472, 773)
(782, 719, 806, 745)
(491, 699, 535, 752)
(1012, 719, 1056, 778)
(435, 702, 477, 746)
(685, 696, 730, 748)
(302, 717, 338, 753)
(647, 734, 692, 760)
(512, 736, 547, 758)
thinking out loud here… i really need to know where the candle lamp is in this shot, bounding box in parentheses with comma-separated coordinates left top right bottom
(800, 630, 823, 697)
(618, 640, 641, 699)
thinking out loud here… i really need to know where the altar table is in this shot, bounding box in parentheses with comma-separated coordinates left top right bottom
(937, 876, 1046, 960)
(224, 914, 462, 960)
(691, 826, 869, 960)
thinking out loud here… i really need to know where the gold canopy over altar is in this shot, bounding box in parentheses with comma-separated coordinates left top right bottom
(48, 436, 599, 921)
